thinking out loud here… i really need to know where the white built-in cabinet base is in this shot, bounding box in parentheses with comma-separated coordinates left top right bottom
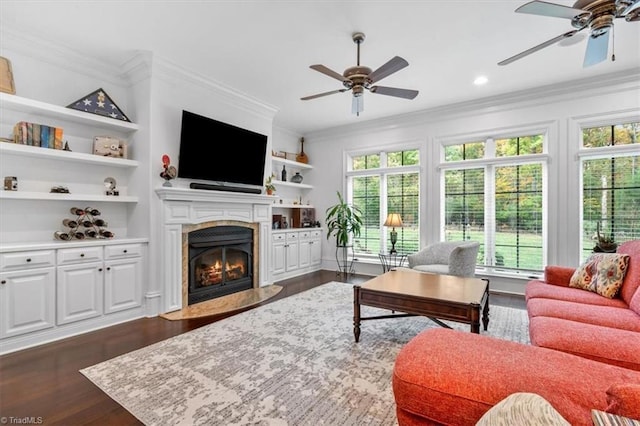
(271, 228, 323, 281)
(0, 239, 147, 355)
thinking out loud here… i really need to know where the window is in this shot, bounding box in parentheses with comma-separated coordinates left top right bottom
(348, 148, 420, 255)
(442, 134, 546, 273)
(580, 122, 640, 259)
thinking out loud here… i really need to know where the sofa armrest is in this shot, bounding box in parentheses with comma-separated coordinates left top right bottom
(543, 266, 575, 287)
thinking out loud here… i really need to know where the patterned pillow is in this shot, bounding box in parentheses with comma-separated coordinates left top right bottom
(569, 254, 601, 291)
(569, 253, 630, 299)
(594, 254, 630, 299)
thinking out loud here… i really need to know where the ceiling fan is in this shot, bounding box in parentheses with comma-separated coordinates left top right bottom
(301, 32, 419, 116)
(499, 0, 640, 67)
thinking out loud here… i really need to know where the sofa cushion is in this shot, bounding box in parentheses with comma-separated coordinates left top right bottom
(605, 383, 640, 419)
(618, 240, 640, 311)
(393, 328, 640, 426)
(529, 316, 640, 371)
(569, 253, 630, 299)
(527, 298, 640, 332)
(475, 393, 570, 426)
(526, 280, 628, 308)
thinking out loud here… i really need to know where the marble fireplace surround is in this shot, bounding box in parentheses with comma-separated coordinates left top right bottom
(156, 187, 273, 314)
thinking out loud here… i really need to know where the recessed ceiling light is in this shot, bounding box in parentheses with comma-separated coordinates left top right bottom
(474, 76, 488, 86)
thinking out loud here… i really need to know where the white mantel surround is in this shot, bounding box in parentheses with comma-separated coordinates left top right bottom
(155, 187, 273, 314)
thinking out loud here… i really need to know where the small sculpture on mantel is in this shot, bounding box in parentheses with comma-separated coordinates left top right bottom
(160, 154, 177, 187)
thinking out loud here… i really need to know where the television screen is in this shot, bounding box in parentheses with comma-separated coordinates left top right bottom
(177, 110, 268, 188)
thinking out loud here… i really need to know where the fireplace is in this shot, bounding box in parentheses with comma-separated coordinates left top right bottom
(187, 225, 254, 305)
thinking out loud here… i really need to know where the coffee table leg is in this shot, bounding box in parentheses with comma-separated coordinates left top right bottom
(353, 286, 361, 342)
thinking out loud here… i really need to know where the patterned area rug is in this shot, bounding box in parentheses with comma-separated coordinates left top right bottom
(81, 282, 529, 426)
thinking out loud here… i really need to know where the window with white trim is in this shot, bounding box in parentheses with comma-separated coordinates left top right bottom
(347, 148, 420, 255)
(441, 134, 546, 273)
(580, 121, 640, 260)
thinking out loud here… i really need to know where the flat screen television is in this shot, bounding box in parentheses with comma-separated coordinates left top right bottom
(177, 110, 268, 191)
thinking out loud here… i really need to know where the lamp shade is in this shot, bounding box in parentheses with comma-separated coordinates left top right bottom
(384, 213, 403, 227)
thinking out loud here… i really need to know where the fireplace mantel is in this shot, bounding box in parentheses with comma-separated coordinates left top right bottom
(156, 187, 274, 204)
(155, 186, 273, 313)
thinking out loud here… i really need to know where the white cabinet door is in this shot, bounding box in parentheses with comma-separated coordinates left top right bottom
(285, 241, 299, 272)
(104, 257, 142, 314)
(272, 241, 286, 276)
(299, 239, 311, 268)
(310, 237, 322, 266)
(57, 262, 103, 325)
(0, 268, 55, 338)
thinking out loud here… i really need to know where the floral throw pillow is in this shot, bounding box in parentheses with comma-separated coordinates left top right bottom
(569, 253, 630, 299)
(593, 254, 630, 299)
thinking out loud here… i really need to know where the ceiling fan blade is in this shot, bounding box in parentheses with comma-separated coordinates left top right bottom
(370, 86, 419, 100)
(300, 89, 347, 101)
(583, 30, 610, 67)
(309, 64, 348, 83)
(367, 56, 409, 84)
(498, 29, 581, 65)
(516, 0, 589, 19)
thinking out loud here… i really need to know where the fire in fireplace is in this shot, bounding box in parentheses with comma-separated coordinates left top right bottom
(188, 226, 253, 305)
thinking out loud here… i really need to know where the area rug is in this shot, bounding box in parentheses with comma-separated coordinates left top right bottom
(81, 281, 529, 426)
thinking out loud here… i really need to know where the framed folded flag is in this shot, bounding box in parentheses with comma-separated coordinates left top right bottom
(67, 88, 130, 122)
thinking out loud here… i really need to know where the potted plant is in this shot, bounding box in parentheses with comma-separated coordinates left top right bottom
(325, 191, 362, 277)
(265, 175, 276, 195)
(595, 222, 617, 253)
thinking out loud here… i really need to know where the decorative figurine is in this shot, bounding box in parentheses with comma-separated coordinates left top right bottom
(160, 154, 177, 187)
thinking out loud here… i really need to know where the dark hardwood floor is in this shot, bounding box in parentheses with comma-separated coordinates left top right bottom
(0, 270, 522, 425)
(0, 271, 367, 426)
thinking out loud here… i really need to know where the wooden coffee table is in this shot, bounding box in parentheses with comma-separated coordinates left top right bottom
(353, 269, 489, 342)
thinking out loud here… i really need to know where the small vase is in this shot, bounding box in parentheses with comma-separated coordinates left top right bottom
(291, 172, 303, 184)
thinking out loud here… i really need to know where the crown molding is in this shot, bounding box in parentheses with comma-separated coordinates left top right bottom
(0, 23, 131, 88)
(150, 56, 279, 122)
(305, 67, 640, 142)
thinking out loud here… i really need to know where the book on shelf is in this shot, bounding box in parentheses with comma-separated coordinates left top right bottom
(32, 123, 41, 147)
(10, 121, 63, 149)
(54, 127, 63, 150)
(40, 125, 49, 148)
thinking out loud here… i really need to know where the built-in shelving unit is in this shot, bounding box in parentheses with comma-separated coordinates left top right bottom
(271, 156, 313, 170)
(0, 93, 139, 133)
(0, 142, 139, 168)
(0, 93, 141, 244)
(0, 191, 138, 203)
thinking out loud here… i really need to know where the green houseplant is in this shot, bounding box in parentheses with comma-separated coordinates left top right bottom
(265, 175, 276, 195)
(325, 191, 362, 277)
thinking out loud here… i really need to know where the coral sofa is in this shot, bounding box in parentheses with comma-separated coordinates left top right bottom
(526, 240, 640, 371)
(393, 240, 640, 425)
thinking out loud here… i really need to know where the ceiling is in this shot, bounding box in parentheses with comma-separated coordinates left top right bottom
(1, 1, 639, 134)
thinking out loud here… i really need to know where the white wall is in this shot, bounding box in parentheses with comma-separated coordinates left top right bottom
(305, 71, 640, 294)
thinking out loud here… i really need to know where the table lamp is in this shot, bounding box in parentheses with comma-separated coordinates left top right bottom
(384, 213, 403, 254)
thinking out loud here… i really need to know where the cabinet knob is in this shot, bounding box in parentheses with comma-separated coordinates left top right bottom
(26, 258, 32, 262)
(98, 268, 103, 272)
(107, 267, 111, 271)
(80, 253, 85, 257)
(123, 249, 128, 253)
(1, 280, 6, 284)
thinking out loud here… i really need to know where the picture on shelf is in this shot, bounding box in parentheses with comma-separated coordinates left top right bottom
(93, 136, 127, 158)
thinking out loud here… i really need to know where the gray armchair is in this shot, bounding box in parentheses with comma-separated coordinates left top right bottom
(407, 241, 480, 277)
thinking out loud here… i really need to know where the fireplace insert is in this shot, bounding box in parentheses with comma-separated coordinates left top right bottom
(188, 225, 253, 305)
